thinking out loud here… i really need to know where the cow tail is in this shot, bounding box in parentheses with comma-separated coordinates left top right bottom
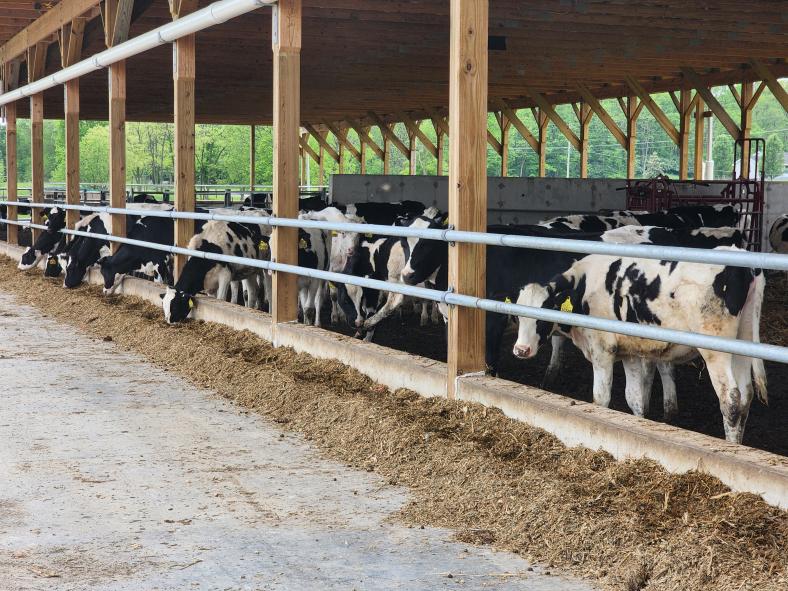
(739, 270, 767, 404)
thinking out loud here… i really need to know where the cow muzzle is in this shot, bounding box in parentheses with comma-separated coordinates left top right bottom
(512, 343, 532, 359)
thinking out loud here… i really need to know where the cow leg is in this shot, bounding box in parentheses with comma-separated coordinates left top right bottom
(312, 281, 325, 327)
(542, 335, 565, 388)
(243, 277, 259, 309)
(622, 358, 652, 417)
(329, 284, 340, 324)
(216, 269, 233, 302)
(591, 353, 615, 408)
(701, 350, 748, 443)
(362, 291, 406, 331)
(419, 301, 429, 326)
(657, 362, 678, 421)
(229, 280, 240, 304)
(430, 301, 441, 325)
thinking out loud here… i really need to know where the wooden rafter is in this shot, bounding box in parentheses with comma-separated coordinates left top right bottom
(681, 67, 741, 139)
(367, 112, 410, 157)
(749, 60, 788, 112)
(0, 0, 99, 64)
(525, 86, 580, 150)
(102, 0, 134, 47)
(347, 120, 385, 159)
(575, 82, 627, 148)
(728, 83, 742, 108)
(168, 0, 199, 19)
(26, 41, 48, 82)
(494, 99, 539, 153)
(303, 124, 340, 162)
(428, 109, 450, 136)
(325, 122, 361, 161)
(398, 111, 438, 157)
(299, 134, 320, 163)
(625, 75, 680, 145)
(58, 17, 86, 68)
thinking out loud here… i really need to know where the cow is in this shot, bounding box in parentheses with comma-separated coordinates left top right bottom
(338, 200, 427, 226)
(769, 214, 788, 254)
(18, 207, 68, 271)
(512, 250, 766, 443)
(400, 219, 744, 382)
(62, 203, 174, 288)
(541, 203, 739, 232)
(161, 218, 268, 323)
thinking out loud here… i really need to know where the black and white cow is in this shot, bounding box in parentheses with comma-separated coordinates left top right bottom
(340, 200, 427, 226)
(769, 214, 788, 254)
(541, 203, 739, 232)
(161, 219, 267, 323)
(513, 251, 766, 444)
(18, 207, 68, 271)
(62, 203, 174, 288)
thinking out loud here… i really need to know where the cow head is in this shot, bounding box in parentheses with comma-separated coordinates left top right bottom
(18, 208, 67, 271)
(401, 211, 448, 286)
(43, 254, 63, 278)
(161, 287, 195, 324)
(100, 257, 122, 295)
(512, 283, 554, 359)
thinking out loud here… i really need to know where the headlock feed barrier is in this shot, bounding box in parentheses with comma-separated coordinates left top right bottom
(1, 200, 788, 366)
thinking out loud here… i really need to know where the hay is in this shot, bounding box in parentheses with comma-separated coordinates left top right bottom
(1, 257, 786, 591)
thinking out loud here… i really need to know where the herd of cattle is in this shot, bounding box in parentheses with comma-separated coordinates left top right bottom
(11, 195, 788, 444)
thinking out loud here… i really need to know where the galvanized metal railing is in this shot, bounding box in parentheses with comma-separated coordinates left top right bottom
(1, 200, 787, 365)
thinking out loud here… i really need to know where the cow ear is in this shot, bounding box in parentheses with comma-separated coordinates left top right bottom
(159, 293, 165, 300)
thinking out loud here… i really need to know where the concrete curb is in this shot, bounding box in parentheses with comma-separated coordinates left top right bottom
(2, 242, 787, 509)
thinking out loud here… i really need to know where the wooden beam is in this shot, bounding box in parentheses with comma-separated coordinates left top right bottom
(0, 0, 98, 64)
(435, 128, 445, 176)
(407, 127, 417, 174)
(26, 42, 48, 83)
(447, 0, 487, 397)
(678, 89, 692, 179)
(299, 135, 320, 163)
(694, 97, 705, 180)
(495, 99, 539, 153)
(108, 60, 126, 249)
(575, 82, 627, 148)
(428, 108, 450, 136)
(681, 67, 741, 140)
(579, 102, 592, 178)
(536, 109, 548, 177)
(249, 125, 256, 188)
(500, 116, 510, 177)
(669, 91, 680, 112)
(61, 18, 85, 230)
(318, 137, 325, 183)
(740, 81, 753, 178)
(325, 122, 361, 161)
(347, 120, 385, 159)
(728, 84, 742, 108)
(750, 60, 788, 112)
(2, 62, 19, 244)
(103, 0, 133, 47)
(749, 81, 767, 111)
(398, 111, 438, 158)
(30, 92, 44, 241)
(367, 112, 410, 157)
(271, 0, 301, 325)
(303, 124, 339, 162)
(173, 32, 195, 278)
(625, 75, 680, 145)
(525, 86, 581, 150)
(58, 17, 86, 70)
(486, 128, 502, 155)
(625, 96, 639, 178)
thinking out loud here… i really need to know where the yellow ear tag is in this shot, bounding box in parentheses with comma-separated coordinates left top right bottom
(504, 296, 512, 304)
(442, 218, 449, 227)
(328, 282, 336, 289)
(331, 230, 338, 237)
(364, 233, 373, 239)
(560, 296, 573, 313)
(188, 298, 194, 309)
(299, 238, 308, 249)
(259, 240, 269, 251)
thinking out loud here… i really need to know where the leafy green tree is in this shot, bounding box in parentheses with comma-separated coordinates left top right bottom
(765, 134, 784, 179)
(80, 125, 109, 184)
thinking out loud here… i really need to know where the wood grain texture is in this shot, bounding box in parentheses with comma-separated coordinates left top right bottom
(65, 79, 81, 230)
(4, 99, 18, 244)
(271, 0, 301, 325)
(678, 89, 692, 179)
(626, 96, 639, 179)
(447, 0, 487, 398)
(693, 97, 705, 180)
(173, 33, 195, 279)
(30, 92, 44, 242)
(109, 60, 126, 250)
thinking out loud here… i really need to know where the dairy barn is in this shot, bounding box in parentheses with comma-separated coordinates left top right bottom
(1, 1, 787, 589)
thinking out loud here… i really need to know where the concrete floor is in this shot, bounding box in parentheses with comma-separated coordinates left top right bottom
(0, 291, 595, 591)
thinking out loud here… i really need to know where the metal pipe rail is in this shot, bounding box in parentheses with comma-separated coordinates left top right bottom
(4, 218, 785, 365)
(3, 200, 788, 272)
(0, 0, 274, 107)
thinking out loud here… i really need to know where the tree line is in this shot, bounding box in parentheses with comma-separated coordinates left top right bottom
(0, 83, 785, 188)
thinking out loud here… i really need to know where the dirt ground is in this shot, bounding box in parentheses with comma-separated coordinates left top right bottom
(0, 257, 786, 591)
(329, 276, 788, 456)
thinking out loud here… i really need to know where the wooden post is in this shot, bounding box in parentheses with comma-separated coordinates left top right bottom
(109, 60, 126, 247)
(250, 124, 256, 189)
(536, 109, 547, 177)
(436, 130, 445, 176)
(678, 90, 692, 180)
(579, 102, 592, 178)
(359, 129, 367, 174)
(338, 141, 345, 174)
(271, 0, 301, 325)
(61, 18, 85, 231)
(3, 62, 19, 244)
(500, 115, 510, 177)
(173, 32, 196, 279)
(447, 0, 487, 398)
(740, 82, 753, 178)
(408, 126, 417, 175)
(382, 134, 390, 174)
(694, 97, 705, 180)
(626, 96, 639, 179)
(30, 94, 44, 240)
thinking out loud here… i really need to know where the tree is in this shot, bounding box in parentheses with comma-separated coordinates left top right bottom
(765, 134, 784, 179)
(80, 125, 109, 184)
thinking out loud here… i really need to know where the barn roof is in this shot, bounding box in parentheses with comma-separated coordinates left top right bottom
(1, 0, 787, 125)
